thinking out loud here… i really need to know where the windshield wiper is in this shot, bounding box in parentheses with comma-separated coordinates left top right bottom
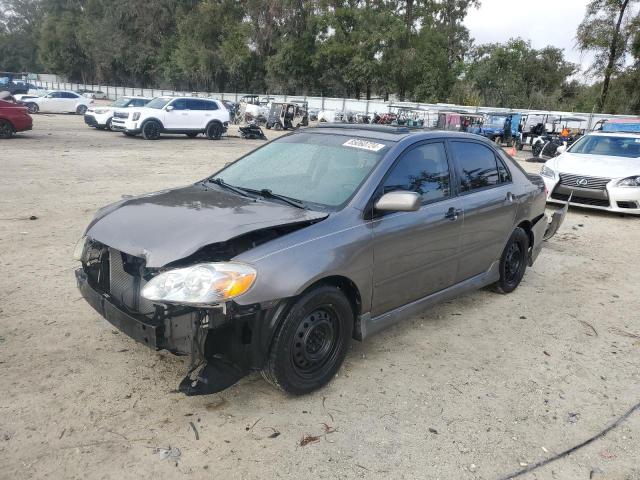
(206, 177, 254, 198)
(243, 187, 306, 209)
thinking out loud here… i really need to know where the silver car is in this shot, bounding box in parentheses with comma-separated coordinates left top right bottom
(74, 125, 565, 395)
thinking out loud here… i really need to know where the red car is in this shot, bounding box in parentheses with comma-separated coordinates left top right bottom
(0, 99, 33, 139)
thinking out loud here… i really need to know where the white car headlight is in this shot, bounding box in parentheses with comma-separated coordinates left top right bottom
(617, 176, 640, 187)
(540, 164, 555, 178)
(93, 108, 109, 114)
(142, 263, 257, 306)
(73, 236, 88, 261)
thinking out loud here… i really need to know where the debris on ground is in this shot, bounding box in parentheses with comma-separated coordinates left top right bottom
(299, 434, 321, 447)
(268, 431, 281, 439)
(157, 446, 181, 462)
(189, 421, 199, 440)
(567, 412, 580, 423)
(428, 428, 438, 434)
(205, 397, 228, 411)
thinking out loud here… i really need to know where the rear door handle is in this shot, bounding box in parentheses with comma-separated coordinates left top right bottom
(445, 207, 462, 221)
(506, 192, 514, 203)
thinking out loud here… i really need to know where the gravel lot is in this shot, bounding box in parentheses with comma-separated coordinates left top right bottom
(1, 113, 639, 480)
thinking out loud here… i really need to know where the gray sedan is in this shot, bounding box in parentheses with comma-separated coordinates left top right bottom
(74, 125, 565, 395)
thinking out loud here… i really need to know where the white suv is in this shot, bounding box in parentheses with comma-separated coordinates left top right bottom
(84, 96, 151, 130)
(23, 90, 93, 114)
(113, 96, 230, 140)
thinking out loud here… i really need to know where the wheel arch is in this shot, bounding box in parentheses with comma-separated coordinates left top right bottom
(141, 117, 164, 129)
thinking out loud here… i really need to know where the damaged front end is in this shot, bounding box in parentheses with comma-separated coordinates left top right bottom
(75, 226, 305, 395)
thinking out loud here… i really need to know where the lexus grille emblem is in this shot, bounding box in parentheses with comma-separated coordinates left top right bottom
(576, 178, 588, 186)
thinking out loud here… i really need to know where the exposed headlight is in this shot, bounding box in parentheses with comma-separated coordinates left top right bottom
(73, 236, 88, 261)
(142, 263, 256, 306)
(132, 112, 141, 121)
(93, 108, 109, 114)
(617, 176, 640, 187)
(540, 164, 555, 178)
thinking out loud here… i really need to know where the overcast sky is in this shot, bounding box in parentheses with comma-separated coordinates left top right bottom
(464, 0, 593, 73)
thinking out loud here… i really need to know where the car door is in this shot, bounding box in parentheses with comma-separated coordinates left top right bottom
(185, 99, 210, 129)
(448, 140, 518, 282)
(43, 91, 64, 112)
(163, 98, 187, 129)
(62, 92, 81, 112)
(371, 141, 463, 317)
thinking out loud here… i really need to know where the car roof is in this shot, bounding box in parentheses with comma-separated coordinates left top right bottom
(588, 131, 640, 138)
(305, 124, 495, 143)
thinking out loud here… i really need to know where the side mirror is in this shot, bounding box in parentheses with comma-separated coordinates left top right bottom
(166, 105, 174, 111)
(375, 191, 421, 212)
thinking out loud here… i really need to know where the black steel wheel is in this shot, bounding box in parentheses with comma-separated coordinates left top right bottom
(274, 122, 282, 131)
(0, 119, 13, 139)
(142, 120, 161, 140)
(494, 227, 529, 294)
(262, 285, 353, 395)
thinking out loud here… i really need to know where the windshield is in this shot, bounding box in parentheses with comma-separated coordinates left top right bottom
(485, 116, 507, 127)
(568, 135, 640, 158)
(111, 98, 130, 107)
(212, 133, 390, 208)
(146, 97, 171, 109)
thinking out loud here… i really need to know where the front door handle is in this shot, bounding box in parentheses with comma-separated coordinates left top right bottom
(445, 207, 462, 221)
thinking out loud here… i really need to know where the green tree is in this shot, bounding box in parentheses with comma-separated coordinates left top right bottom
(577, 0, 639, 112)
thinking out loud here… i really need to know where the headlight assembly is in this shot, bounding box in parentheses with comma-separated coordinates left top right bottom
(132, 112, 141, 121)
(540, 164, 555, 178)
(73, 236, 88, 261)
(142, 263, 257, 306)
(93, 108, 109, 114)
(617, 176, 640, 187)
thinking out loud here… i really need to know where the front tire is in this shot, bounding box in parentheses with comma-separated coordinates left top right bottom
(106, 118, 113, 131)
(262, 285, 353, 395)
(494, 227, 529, 294)
(142, 120, 161, 140)
(26, 103, 38, 114)
(76, 105, 88, 115)
(0, 119, 14, 139)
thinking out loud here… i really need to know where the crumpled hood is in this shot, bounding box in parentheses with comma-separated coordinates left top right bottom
(85, 184, 328, 268)
(549, 152, 640, 179)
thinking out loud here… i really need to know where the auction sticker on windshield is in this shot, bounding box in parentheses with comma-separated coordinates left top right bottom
(343, 138, 386, 152)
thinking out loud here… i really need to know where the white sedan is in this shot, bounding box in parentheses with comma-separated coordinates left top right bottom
(23, 90, 93, 115)
(541, 131, 640, 214)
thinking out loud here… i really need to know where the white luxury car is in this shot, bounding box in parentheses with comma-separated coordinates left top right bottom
(541, 131, 640, 214)
(112, 96, 230, 140)
(83, 96, 151, 130)
(22, 90, 93, 114)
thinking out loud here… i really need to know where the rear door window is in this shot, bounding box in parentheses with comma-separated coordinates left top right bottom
(449, 141, 503, 192)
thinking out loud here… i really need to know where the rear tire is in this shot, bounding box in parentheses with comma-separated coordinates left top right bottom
(493, 227, 529, 294)
(142, 120, 161, 140)
(262, 285, 353, 395)
(26, 103, 38, 114)
(76, 105, 88, 115)
(0, 119, 14, 139)
(206, 122, 223, 140)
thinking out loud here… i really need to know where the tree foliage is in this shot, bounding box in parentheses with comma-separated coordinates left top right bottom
(0, 0, 639, 113)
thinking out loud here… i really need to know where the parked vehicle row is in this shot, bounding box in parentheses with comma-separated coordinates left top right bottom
(84, 96, 151, 130)
(20, 90, 93, 114)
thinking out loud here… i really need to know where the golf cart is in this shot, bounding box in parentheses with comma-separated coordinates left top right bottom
(529, 115, 586, 158)
(265, 102, 309, 130)
(437, 111, 483, 132)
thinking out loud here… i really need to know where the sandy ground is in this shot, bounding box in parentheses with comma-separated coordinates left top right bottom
(1, 114, 639, 480)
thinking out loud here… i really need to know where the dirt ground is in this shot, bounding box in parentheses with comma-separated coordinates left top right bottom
(1, 113, 639, 480)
